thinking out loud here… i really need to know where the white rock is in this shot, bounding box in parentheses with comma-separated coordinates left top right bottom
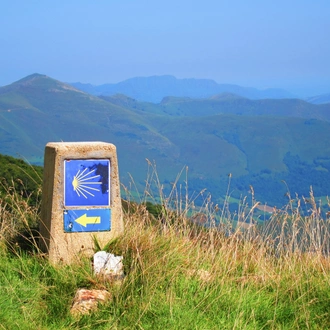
(93, 251, 124, 278)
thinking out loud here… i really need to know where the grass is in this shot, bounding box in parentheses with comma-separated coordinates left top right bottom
(1, 164, 330, 329)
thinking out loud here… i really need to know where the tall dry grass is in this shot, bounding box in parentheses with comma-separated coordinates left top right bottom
(114, 162, 330, 327)
(0, 161, 330, 328)
(0, 178, 41, 252)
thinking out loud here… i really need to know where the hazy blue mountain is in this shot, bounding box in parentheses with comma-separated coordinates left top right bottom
(306, 93, 330, 104)
(2, 73, 330, 208)
(70, 75, 295, 103)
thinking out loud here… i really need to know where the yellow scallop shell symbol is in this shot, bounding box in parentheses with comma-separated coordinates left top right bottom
(72, 168, 102, 199)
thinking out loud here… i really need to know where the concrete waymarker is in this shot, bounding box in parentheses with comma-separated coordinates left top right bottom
(39, 142, 124, 264)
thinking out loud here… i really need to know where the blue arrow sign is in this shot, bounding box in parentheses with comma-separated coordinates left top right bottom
(64, 159, 110, 206)
(64, 208, 111, 232)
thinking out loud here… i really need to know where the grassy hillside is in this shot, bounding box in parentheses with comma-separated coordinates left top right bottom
(1, 74, 330, 206)
(1, 161, 330, 329)
(102, 93, 330, 121)
(0, 154, 42, 205)
(0, 74, 181, 183)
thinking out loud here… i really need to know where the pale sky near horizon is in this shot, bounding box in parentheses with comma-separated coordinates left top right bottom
(1, 0, 330, 96)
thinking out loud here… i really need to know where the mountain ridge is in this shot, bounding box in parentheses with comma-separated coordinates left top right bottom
(2, 74, 330, 104)
(305, 93, 330, 105)
(1, 74, 330, 207)
(100, 92, 330, 121)
(70, 75, 296, 103)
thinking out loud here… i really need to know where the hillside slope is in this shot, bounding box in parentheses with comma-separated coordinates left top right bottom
(0, 74, 180, 183)
(1, 74, 330, 206)
(101, 94, 330, 121)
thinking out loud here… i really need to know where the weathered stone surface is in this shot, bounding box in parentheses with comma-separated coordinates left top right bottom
(39, 142, 124, 264)
(70, 289, 111, 316)
(93, 251, 124, 279)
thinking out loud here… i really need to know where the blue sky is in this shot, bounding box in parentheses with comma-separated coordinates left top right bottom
(1, 0, 330, 96)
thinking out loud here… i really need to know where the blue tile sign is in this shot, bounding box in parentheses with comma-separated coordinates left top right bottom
(64, 209, 111, 232)
(64, 159, 110, 207)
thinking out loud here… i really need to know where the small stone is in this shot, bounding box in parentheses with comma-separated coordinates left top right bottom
(93, 251, 124, 279)
(70, 289, 111, 316)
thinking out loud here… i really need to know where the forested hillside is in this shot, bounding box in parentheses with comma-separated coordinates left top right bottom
(0, 154, 42, 205)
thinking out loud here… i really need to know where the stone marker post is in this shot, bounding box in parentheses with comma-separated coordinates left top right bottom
(39, 142, 124, 264)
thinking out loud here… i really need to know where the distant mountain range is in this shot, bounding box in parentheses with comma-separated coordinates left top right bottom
(70, 75, 330, 104)
(70, 75, 296, 103)
(1, 73, 330, 208)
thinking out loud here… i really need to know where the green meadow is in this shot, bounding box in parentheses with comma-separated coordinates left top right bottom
(1, 155, 330, 329)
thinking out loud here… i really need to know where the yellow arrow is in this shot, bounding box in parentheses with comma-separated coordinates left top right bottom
(75, 214, 101, 227)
